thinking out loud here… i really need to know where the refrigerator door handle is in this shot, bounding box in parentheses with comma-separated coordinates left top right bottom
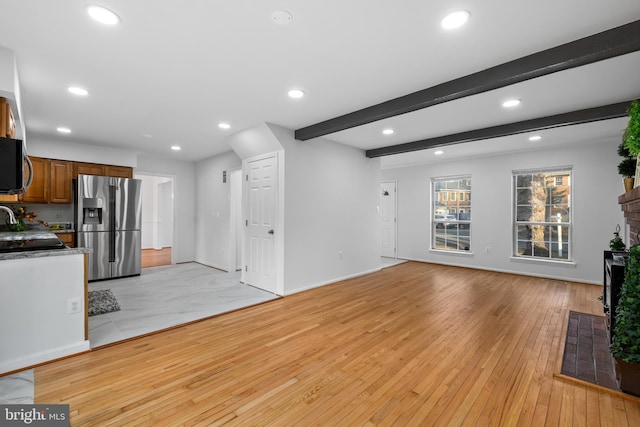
(109, 184, 116, 262)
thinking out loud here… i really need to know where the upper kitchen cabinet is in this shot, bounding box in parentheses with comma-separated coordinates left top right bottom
(0, 47, 24, 140)
(104, 165, 133, 179)
(74, 162, 105, 178)
(21, 156, 49, 203)
(21, 157, 72, 204)
(0, 98, 16, 139)
(49, 160, 73, 203)
(74, 162, 132, 179)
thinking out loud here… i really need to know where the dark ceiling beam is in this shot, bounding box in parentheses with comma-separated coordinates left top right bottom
(365, 101, 631, 158)
(295, 20, 640, 141)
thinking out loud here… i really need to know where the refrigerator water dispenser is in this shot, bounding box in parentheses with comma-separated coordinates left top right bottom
(82, 198, 103, 224)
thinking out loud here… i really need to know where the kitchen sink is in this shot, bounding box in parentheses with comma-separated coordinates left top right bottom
(0, 231, 66, 253)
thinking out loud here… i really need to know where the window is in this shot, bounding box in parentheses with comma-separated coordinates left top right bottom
(432, 176, 471, 252)
(513, 168, 571, 261)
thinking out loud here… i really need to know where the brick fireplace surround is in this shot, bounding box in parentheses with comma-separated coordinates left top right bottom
(619, 186, 640, 246)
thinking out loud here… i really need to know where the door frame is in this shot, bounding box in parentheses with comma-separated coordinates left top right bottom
(241, 151, 284, 295)
(228, 168, 243, 272)
(380, 180, 398, 259)
(134, 172, 176, 265)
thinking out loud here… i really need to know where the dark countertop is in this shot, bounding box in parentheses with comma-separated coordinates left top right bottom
(0, 246, 90, 261)
(0, 225, 88, 260)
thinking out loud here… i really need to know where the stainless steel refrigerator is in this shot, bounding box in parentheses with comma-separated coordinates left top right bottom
(76, 174, 142, 281)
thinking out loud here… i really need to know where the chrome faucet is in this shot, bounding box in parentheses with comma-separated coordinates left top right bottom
(0, 205, 17, 224)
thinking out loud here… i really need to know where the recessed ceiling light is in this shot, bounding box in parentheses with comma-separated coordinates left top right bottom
(441, 10, 470, 29)
(382, 128, 395, 135)
(434, 150, 444, 155)
(143, 134, 152, 138)
(288, 89, 305, 99)
(502, 99, 521, 108)
(56, 127, 71, 134)
(68, 86, 89, 96)
(171, 145, 181, 151)
(528, 135, 542, 141)
(86, 5, 120, 25)
(218, 122, 231, 130)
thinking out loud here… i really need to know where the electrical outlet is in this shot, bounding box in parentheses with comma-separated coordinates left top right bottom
(338, 251, 343, 260)
(68, 297, 82, 314)
(485, 247, 491, 254)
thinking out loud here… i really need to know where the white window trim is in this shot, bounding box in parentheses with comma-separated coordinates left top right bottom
(512, 167, 573, 263)
(431, 175, 472, 253)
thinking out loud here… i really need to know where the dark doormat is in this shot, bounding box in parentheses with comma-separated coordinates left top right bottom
(88, 289, 121, 316)
(560, 311, 619, 391)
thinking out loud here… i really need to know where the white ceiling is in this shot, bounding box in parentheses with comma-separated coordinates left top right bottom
(0, 1, 638, 166)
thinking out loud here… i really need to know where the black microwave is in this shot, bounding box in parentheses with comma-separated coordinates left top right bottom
(0, 136, 30, 194)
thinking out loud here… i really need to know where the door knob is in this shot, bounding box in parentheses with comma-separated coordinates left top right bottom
(268, 229, 274, 235)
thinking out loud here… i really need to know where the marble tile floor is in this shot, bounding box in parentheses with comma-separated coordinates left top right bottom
(88, 262, 279, 348)
(0, 370, 34, 404)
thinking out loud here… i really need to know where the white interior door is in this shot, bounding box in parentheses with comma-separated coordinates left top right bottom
(244, 155, 277, 293)
(380, 181, 397, 258)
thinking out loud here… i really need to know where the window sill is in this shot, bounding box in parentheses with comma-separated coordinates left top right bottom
(430, 249, 474, 257)
(509, 256, 576, 267)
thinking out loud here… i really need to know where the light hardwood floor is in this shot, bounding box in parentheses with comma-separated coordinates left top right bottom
(141, 247, 172, 268)
(34, 262, 640, 426)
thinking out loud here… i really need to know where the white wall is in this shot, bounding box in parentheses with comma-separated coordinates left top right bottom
(270, 124, 382, 294)
(194, 150, 242, 270)
(381, 140, 625, 284)
(25, 137, 137, 167)
(136, 155, 195, 263)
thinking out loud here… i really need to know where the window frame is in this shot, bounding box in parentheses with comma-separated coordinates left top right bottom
(512, 167, 573, 263)
(431, 175, 472, 253)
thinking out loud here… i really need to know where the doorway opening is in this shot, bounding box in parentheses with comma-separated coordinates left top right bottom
(135, 174, 175, 268)
(380, 181, 397, 259)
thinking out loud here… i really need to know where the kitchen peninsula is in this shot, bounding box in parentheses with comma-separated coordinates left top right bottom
(0, 234, 91, 375)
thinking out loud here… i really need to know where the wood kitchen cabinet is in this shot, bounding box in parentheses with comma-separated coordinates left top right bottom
(49, 160, 73, 203)
(105, 165, 133, 178)
(20, 157, 72, 204)
(0, 98, 16, 139)
(74, 162, 132, 179)
(55, 232, 75, 248)
(20, 156, 49, 203)
(74, 162, 105, 178)
(6, 158, 132, 204)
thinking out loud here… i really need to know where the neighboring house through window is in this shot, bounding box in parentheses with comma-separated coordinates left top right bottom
(513, 167, 572, 261)
(432, 176, 471, 252)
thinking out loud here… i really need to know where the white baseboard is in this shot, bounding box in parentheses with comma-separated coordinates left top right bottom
(0, 340, 91, 375)
(283, 267, 382, 296)
(401, 257, 602, 286)
(194, 260, 229, 273)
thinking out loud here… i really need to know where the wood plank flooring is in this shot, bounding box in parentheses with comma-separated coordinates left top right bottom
(34, 261, 640, 426)
(141, 247, 172, 268)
